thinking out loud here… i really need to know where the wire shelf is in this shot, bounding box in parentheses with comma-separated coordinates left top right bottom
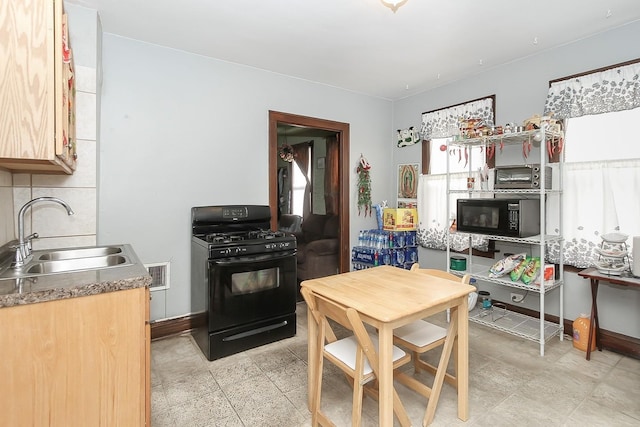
(469, 307, 563, 343)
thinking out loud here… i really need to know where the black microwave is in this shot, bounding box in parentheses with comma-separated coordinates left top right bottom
(456, 198, 540, 238)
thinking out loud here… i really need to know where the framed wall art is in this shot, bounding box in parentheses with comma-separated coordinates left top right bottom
(397, 163, 419, 203)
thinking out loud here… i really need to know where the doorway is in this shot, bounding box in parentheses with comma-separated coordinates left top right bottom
(268, 111, 350, 274)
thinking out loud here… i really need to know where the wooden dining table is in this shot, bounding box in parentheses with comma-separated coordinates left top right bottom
(301, 265, 475, 426)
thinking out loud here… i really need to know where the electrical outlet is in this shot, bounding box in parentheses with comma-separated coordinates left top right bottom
(511, 292, 524, 303)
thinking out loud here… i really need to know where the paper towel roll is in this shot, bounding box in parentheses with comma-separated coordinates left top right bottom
(633, 236, 640, 276)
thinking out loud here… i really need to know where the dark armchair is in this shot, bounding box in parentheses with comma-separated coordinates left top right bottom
(294, 214, 339, 281)
(278, 214, 302, 233)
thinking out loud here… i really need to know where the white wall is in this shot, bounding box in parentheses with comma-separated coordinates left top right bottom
(392, 21, 640, 339)
(97, 35, 393, 319)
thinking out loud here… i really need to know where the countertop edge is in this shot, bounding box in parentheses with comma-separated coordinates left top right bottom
(0, 274, 151, 308)
(0, 244, 152, 308)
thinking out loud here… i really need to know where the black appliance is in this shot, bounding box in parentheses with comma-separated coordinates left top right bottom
(456, 198, 540, 238)
(494, 164, 552, 190)
(190, 205, 297, 361)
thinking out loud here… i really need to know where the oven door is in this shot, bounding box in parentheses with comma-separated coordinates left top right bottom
(208, 250, 297, 331)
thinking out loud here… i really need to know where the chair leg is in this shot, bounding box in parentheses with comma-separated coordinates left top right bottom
(413, 341, 458, 389)
(352, 350, 367, 427)
(310, 324, 325, 427)
(451, 336, 458, 389)
(352, 379, 364, 427)
(423, 316, 458, 426)
(413, 350, 421, 373)
(311, 353, 323, 426)
(392, 387, 412, 427)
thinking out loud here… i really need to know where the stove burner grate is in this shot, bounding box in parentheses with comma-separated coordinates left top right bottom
(204, 229, 289, 244)
(248, 230, 286, 240)
(205, 233, 246, 244)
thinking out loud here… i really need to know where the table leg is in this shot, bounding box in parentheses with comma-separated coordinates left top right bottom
(307, 304, 317, 410)
(456, 298, 469, 421)
(378, 325, 393, 427)
(587, 279, 599, 361)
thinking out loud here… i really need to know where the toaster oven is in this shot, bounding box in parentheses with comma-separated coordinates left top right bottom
(494, 164, 551, 190)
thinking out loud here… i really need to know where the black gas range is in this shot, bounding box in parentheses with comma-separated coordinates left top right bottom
(190, 205, 297, 361)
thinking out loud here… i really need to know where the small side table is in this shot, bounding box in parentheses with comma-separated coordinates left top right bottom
(577, 268, 640, 360)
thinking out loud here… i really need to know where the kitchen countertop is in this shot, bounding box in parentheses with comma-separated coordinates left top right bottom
(0, 244, 151, 308)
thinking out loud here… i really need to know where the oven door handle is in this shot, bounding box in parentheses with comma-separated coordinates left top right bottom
(211, 250, 296, 266)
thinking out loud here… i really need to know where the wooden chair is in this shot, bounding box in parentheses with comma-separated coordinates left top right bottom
(393, 264, 470, 397)
(301, 287, 412, 427)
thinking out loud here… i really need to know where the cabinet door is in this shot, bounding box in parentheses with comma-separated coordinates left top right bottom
(0, 288, 149, 426)
(0, 0, 75, 173)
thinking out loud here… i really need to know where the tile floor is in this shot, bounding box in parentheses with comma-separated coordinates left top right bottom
(151, 302, 640, 426)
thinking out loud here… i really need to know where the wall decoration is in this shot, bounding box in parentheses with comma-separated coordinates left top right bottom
(357, 154, 372, 216)
(279, 144, 294, 162)
(397, 163, 419, 200)
(397, 127, 421, 147)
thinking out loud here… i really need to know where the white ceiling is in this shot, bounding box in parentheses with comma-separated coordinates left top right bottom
(67, 0, 640, 100)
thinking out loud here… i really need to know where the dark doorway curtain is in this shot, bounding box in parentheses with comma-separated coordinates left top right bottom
(292, 142, 311, 218)
(324, 135, 339, 216)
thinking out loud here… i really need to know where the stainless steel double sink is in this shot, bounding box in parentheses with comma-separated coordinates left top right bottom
(0, 245, 133, 280)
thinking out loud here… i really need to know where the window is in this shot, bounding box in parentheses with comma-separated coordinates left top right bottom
(417, 96, 495, 252)
(563, 108, 640, 162)
(543, 59, 640, 267)
(428, 137, 486, 175)
(545, 107, 640, 268)
(291, 159, 307, 217)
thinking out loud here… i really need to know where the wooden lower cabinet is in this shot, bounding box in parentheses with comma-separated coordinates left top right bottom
(0, 287, 150, 426)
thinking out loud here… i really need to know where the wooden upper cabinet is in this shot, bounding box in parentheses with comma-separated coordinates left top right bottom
(0, 0, 77, 174)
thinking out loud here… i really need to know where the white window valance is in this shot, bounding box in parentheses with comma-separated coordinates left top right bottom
(544, 62, 640, 119)
(420, 97, 494, 140)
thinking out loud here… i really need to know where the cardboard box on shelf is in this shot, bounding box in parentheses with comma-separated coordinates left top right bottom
(383, 208, 417, 231)
(535, 264, 555, 287)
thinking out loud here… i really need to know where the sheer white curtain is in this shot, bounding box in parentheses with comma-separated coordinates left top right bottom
(546, 159, 640, 268)
(544, 61, 640, 267)
(417, 172, 489, 252)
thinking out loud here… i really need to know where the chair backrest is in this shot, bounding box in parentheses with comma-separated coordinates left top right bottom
(411, 264, 471, 284)
(301, 287, 379, 371)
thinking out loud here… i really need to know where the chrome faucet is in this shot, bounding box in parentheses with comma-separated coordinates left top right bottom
(12, 197, 74, 268)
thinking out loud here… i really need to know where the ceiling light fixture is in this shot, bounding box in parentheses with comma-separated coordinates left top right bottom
(381, 0, 408, 13)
